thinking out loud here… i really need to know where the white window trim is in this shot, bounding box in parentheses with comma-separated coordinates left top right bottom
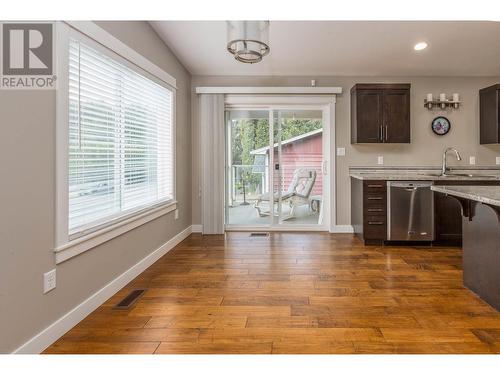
(67, 21, 177, 89)
(55, 21, 177, 264)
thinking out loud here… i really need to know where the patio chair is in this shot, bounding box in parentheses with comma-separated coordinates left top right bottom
(254, 168, 317, 220)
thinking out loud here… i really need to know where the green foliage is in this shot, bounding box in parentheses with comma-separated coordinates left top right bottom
(229, 116, 321, 196)
(280, 118, 322, 143)
(230, 117, 321, 167)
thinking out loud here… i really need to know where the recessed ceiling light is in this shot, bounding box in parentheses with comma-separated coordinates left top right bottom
(414, 42, 428, 51)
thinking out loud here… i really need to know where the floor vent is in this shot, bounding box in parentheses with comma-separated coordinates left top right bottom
(114, 289, 147, 309)
(249, 232, 270, 237)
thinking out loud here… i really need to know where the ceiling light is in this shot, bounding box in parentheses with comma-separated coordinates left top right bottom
(227, 21, 270, 64)
(414, 42, 428, 51)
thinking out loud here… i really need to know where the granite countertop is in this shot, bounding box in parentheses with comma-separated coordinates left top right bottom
(349, 167, 500, 181)
(431, 185, 500, 208)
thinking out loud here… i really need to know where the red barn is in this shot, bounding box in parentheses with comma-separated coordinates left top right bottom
(251, 129, 323, 196)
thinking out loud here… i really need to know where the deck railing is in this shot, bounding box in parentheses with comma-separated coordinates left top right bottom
(227, 164, 323, 206)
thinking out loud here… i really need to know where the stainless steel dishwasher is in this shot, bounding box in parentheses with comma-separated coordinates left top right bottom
(387, 181, 434, 241)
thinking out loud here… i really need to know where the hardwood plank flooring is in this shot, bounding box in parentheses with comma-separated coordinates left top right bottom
(43, 233, 500, 354)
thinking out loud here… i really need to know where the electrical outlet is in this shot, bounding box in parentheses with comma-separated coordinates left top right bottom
(377, 156, 384, 165)
(469, 156, 476, 165)
(496, 157, 500, 165)
(174, 209, 179, 220)
(43, 269, 56, 294)
(336, 147, 346, 156)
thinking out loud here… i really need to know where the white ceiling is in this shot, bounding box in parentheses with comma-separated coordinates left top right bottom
(150, 21, 500, 76)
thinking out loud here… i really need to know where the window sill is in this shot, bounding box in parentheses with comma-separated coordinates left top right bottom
(54, 201, 177, 264)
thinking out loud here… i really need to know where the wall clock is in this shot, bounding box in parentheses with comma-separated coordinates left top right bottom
(431, 116, 451, 136)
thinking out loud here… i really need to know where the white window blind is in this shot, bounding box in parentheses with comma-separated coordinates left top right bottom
(68, 38, 174, 237)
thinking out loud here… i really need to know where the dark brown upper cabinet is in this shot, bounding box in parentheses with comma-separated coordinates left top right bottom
(479, 84, 500, 144)
(351, 83, 411, 144)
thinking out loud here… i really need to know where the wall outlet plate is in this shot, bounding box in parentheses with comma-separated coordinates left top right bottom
(43, 269, 56, 294)
(174, 209, 179, 220)
(336, 147, 346, 156)
(496, 157, 500, 165)
(377, 156, 384, 165)
(469, 156, 476, 165)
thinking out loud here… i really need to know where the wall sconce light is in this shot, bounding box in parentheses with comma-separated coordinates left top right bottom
(424, 92, 461, 110)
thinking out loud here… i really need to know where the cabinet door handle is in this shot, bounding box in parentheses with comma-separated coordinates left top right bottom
(367, 208, 383, 212)
(385, 124, 388, 141)
(368, 221, 384, 225)
(380, 125, 383, 142)
(367, 184, 383, 188)
(367, 197, 383, 200)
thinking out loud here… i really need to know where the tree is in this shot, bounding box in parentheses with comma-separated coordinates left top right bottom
(280, 118, 321, 141)
(231, 117, 321, 167)
(230, 116, 322, 197)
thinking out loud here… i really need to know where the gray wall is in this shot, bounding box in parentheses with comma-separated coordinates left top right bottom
(191, 75, 500, 226)
(0, 21, 192, 353)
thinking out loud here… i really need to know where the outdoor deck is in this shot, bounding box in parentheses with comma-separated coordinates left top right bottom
(227, 198, 320, 226)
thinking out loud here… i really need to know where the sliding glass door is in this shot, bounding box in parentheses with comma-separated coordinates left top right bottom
(225, 110, 271, 226)
(225, 107, 327, 230)
(272, 109, 324, 226)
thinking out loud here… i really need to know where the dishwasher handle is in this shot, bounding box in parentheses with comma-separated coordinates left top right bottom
(388, 181, 434, 189)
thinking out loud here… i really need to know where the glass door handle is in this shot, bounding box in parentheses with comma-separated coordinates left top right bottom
(322, 160, 327, 175)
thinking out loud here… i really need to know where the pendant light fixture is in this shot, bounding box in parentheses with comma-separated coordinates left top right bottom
(226, 21, 270, 64)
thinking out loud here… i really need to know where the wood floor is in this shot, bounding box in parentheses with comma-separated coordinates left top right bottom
(44, 233, 500, 354)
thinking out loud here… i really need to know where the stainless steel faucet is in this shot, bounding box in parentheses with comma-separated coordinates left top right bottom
(441, 147, 462, 176)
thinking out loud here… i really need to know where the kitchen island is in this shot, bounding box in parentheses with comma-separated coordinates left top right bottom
(431, 185, 500, 311)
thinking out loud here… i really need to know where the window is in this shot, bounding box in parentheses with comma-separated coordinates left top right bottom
(67, 39, 174, 237)
(56, 22, 177, 262)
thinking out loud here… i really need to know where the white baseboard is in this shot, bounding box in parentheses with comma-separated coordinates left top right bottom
(330, 225, 354, 233)
(191, 224, 203, 233)
(12, 225, 194, 354)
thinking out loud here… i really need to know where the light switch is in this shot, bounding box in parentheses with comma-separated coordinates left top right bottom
(336, 147, 346, 156)
(496, 157, 500, 165)
(377, 156, 384, 165)
(469, 156, 476, 165)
